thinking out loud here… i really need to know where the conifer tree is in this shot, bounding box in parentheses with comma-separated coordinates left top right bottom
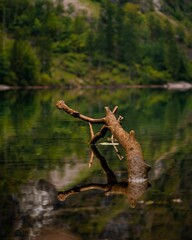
(97, 0, 115, 58)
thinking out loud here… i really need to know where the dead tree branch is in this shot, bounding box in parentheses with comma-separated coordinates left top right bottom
(56, 100, 151, 180)
(56, 100, 106, 123)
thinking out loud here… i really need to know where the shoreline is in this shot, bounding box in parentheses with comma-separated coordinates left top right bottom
(0, 82, 192, 91)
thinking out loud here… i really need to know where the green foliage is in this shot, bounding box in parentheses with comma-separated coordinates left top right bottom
(0, 50, 10, 82)
(1, 0, 192, 86)
(140, 65, 171, 84)
(9, 40, 40, 85)
(162, 0, 192, 24)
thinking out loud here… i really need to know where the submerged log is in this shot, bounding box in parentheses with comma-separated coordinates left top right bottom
(56, 100, 150, 180)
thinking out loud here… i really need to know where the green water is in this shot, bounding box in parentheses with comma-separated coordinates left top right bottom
(0, 88, 192, 240)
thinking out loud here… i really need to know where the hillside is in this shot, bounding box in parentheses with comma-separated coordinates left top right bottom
(0, 0, 192, 87)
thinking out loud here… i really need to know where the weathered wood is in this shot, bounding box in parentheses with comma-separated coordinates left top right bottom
(56, 100, 106, 123)
(56, 100, 150, 180)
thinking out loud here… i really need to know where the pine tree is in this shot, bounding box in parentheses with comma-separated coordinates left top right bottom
(121, 3, 141, 65)
(163, 22, 180, 79)
(97, 0, 116, 58)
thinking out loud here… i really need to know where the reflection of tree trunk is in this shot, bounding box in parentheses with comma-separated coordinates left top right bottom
(57, 145, 150, 208)
(56, 101, 150, 180)
(91, 145, 117, 184)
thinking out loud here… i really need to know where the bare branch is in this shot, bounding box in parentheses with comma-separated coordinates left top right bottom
(112, 105, 118, 114)
(89, 106, 119, 144)
(56, 100, 150, 180)
(89, 125, 109, 144)
(56, 100, 106, 123)
(89, 122, 94, 138)
(88, 149, 94, 167)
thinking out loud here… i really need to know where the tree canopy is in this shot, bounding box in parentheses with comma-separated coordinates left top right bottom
(0, 0, 192, 86)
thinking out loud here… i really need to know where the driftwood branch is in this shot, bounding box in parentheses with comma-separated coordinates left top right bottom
(56, 100, 106, 123)
(56, 100, 150, 180)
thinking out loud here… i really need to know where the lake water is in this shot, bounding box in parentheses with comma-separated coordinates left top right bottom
(0, 88, 192, 240)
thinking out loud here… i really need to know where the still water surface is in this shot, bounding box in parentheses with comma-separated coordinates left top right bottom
(0, 88, 192, 240)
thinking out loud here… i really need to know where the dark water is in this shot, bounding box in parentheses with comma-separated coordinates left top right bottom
(0, 88, 192, 240)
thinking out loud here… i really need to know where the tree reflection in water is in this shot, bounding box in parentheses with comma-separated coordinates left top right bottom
(9, 145, 150, 240)
(58, 145, 151, 208)
(10, 179, 80, 240)
(13, 180, 57, 239)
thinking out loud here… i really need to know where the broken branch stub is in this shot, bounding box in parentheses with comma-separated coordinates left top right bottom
(56, 100, 150, 180)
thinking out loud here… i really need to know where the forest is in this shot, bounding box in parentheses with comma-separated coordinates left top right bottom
(0, 0, 192, 86)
